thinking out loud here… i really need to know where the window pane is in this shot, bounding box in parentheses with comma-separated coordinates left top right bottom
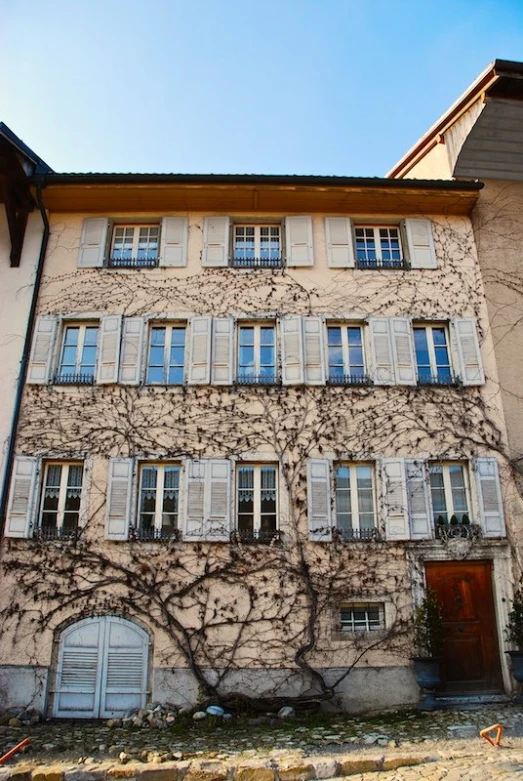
(414, 328, 431, 379)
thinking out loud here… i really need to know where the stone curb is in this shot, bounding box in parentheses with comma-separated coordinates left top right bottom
(0, 752, 444, 781)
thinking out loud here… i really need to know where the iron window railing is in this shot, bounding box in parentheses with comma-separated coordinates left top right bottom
(417, 373, 459, 387)
(236, 374, 280, 386)
(356, 258, 408, 270)
(231, 256, 283, 269)
(130, 527, 181, 542)
(107, 256, 158, 269)
(54, 372, 95, 385)
(328, 374, 372, 386)
(332, 527, 380, 542)
(230, 529, 282, 545)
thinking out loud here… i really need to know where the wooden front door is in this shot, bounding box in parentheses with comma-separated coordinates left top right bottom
(425, 560, 503, 692)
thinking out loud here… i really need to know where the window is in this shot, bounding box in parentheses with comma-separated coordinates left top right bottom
(236, 464, 278, 542)
(327, 325, 369, 385)
(146, 325, 186, 384)
(340, 602, 385, 632)
(414, 325, 454, 385)
(429, 462, 470, 525)
(56, 324, 99, 384)
(137, 464, 181, 540)
(39, 462, 84, 539)
(355, 225, 405, 269)
(232, 224, 282, 268)
(237, 324, 277, 384)
(109, 224, 159, 268)
(335, 463, 376, 539)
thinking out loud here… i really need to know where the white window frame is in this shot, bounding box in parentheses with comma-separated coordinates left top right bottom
(354, 224, 405, 269)
(429, 461, 471, 526)
(109, 223, 160, 267)
(136, 462, 182, 541)
(146, 323, 187, 385)
(413, 323, 454, 385)
(57, 322, 99, 384)
(326, 323, 368, 385)
(235, 463, 278, 541)
(334, 462, 377, 539)
(232, 222, 282, 267)
(38, 461, 84, 538)
(339, 602, 385, 632)
(237, 322, 277, 384)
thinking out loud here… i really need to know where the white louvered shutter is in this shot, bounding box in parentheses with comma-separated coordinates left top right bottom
(97, 316, 122, 384)
(78, 456, 92, 529)
(405, 460, 432, 539)
(390, 317, 416, 385)
(325, 218, 355, 268)
(185, 460, 206, 538)
(369, 318, 394, 385)
(281, 316, 304, 385)
(307, 459, 332, 540)
(54, 618, 102, 717)
(159, 217, 188, 267)
(202, 217, 230, 267)
(302, 317, 326, 385)
(5, 456, 38, 538)
(404, 218, 437, 269)
(451, 318, 484, 386)
(79, 218, 109, 268)
(206, 460, 231, 541)
(27, 316, 58, 384)
(188, 316, 212, 384)
(211, 317, 234, 384)
(475, 457, 505, 537)
(100, 618, 148, 717)
(382, 458, 410, 540)
(285, 216, 314, 267)
(119, 318, 144, 385)
(105, 458, 133, 540)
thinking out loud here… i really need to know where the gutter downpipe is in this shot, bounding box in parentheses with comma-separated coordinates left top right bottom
(0, 176, 49, 536)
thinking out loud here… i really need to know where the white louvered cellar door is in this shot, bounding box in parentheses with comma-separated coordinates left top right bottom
(54, 617, 149, 718)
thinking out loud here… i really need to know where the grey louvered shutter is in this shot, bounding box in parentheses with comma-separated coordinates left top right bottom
(451, 318, 484, 386)
(28, 316, 58, 384)
(185, 460, 206, 538)
(475, 457, 505, 537)
(281, 316, 304, 385)
(382, 458, 410, 540)
(390, 317, 416, 385)
(188, 316, 212, 384)
(302, 317, 326, 385)
(97, 316, 122, 384)
(307, 459, 332, 540)
(119, 318, 145, 385)
(369, 318, 394, 385)
(285, 216, 314, 267)
(404, 218, 437, 269)
(159, 217, 188, 267)
(405, 459, 432, 539)
(5, 456, 38, 538)
(79, 218, 109, 268)
(206, 460, 231, 541)
(211, 317, 234, 384)
(105, 458, 133, 540)
(325, 218, 355, 268)
(202, 217, 230, 267)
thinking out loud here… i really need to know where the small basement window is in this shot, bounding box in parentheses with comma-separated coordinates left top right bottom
(340, 602, 385, 632)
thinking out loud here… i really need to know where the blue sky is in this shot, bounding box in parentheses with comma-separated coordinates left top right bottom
(3, 0, 523, 176)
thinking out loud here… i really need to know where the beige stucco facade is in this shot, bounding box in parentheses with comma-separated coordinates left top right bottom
(0, 177, 520, 716)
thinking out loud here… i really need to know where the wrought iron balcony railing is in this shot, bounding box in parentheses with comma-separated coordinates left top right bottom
(435, 522, 482, 541)
(328, 373, 372, 386)
(236, 374, 279, 386)
(34, 526, 79, 541)
(417, 373, 459, 387)
(107, 256, 158, 269)
(129, 527, 181, 542)
(54, 372, 95, 385)
(230, 529, 282, 545)
(356, 257, 408, 270)
(231, 256, 283, 268)
(332, 527, 380, 542)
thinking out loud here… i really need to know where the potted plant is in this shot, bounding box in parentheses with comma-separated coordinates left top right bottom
(506, 579, 523, 703)
(411, 587, 445, 710)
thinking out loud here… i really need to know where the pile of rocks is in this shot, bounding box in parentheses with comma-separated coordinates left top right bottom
(106, 703, 178, 729)
(0, 707, 42, 727)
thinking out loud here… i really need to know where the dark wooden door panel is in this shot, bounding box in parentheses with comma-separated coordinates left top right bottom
(425, 560, 502, 693)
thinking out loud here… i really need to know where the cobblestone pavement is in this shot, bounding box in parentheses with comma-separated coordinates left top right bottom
(1, 705, 523, 779)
